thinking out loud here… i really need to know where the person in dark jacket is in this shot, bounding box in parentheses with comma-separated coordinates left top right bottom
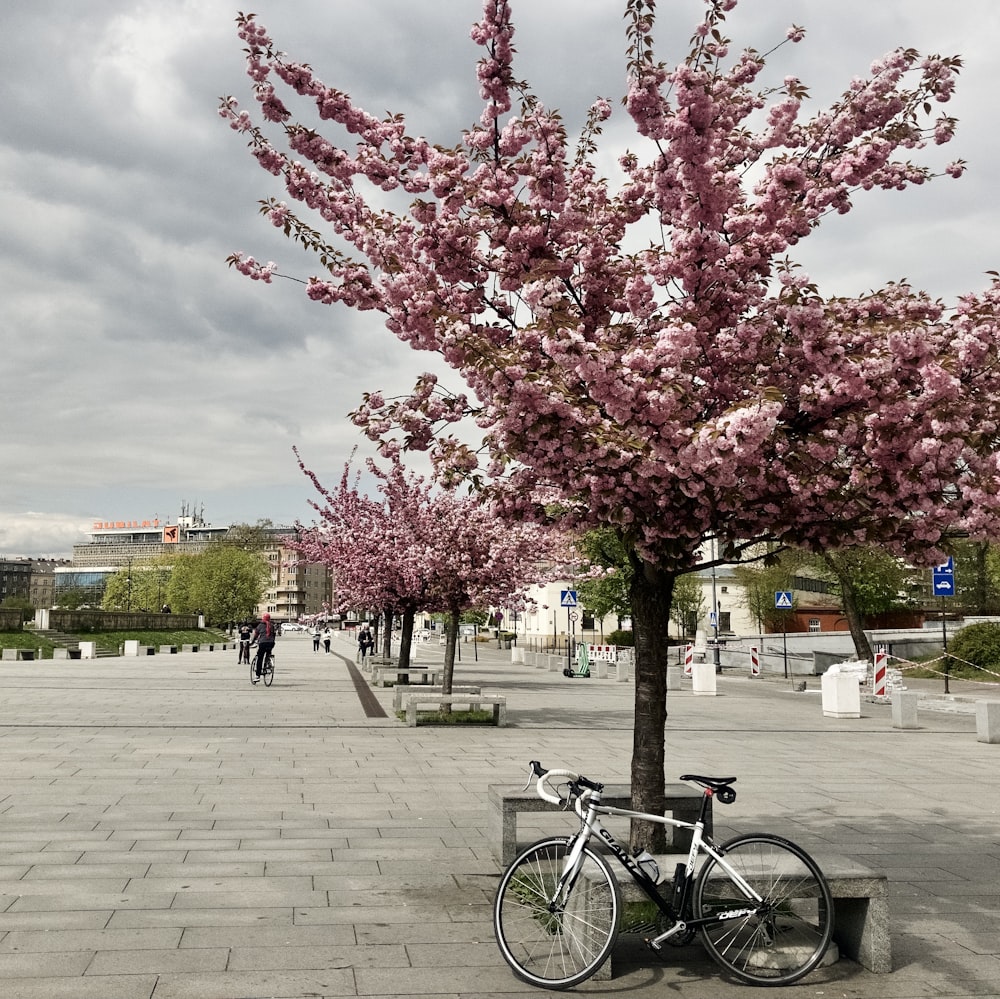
(251, 613, 276, 682)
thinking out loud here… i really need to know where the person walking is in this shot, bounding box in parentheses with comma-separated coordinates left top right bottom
(323, 626, 332, 653)
(238, 621, 253, 665)
(312, 624, 321, 653)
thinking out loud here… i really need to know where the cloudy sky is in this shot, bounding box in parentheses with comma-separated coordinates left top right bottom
(3, 0, 998, 557)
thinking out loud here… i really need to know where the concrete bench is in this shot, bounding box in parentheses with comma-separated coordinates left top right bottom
(373, 664, 440, 687)
(52, 648, 83, 660)
(488, 783, 708, 867)
(123, 641, 155, 656)
(392, 683, 481, 713)
(159, 645, 177, 655)
(0, 649, 37, 661)
(598, 853, 889, 978)
(181, 644, 200, 653)
(406, 693, 506, 727)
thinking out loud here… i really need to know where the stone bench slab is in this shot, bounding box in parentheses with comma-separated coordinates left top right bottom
(406, 694, 506, 727)
(606, 852, 889, 977)
(488, 783, 708, 867)
(393, 684, 481, 713)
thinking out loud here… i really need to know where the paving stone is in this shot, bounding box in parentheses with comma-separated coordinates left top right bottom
(0, 636, 996, 999)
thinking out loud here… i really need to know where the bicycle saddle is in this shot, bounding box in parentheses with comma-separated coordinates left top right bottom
(680, 774, 737, 803)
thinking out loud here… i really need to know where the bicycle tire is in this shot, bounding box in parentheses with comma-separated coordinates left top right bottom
(263, 652, 274, 686)
(494, 837, 621, 989)
(693, 833, 834, 986)
(249, 652, 257, 684)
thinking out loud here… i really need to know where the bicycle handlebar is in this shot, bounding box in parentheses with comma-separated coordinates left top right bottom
(526, 760, 604, 806)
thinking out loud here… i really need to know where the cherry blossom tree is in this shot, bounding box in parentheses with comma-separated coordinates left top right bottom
(292, 449, 561, 693)
(223, 0, 1000, 846)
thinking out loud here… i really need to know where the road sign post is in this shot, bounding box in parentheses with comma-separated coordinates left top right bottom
(775, 591, 793, 679)
(932, 560, 955, 693)
(561, 591, 578, 672)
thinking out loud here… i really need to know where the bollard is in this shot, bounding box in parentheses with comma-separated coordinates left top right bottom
(976, 701, 1000, 744)
(891, 691, 919, 730)
(750, 646, 760, 677)
(873, 653, 888, 699)
(683, 644, 693, 677)
(691, 661, 717, 696)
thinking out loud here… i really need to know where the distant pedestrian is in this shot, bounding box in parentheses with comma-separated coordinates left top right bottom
(312, 624, 321, 653)
(323, 626, 332, 653)
(358, 624, 373, 663)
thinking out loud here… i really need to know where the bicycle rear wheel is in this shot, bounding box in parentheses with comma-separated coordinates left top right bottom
(694, 833, 833, 986)
(494, 836, 621, 990)
(263, 652, 274, 686)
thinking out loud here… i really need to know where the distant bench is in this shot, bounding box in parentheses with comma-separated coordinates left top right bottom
(405, 693, 506, 727)
(596, 852, 889, 978)
(393, 683, 481, 713)
(488, 782, 708, 867)
(373, 664, 443, 687)
(1, 649, 37, 661)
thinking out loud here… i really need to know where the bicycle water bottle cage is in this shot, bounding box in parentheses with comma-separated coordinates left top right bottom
(680, 774, 737, 804)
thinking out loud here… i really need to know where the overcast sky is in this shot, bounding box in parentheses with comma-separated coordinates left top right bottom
(3, 0, 998, 557)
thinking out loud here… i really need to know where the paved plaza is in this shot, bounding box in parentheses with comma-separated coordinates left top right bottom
(0, 629, 997, 998)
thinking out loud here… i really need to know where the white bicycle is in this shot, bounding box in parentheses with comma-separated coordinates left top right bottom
(493, 761, 834, 988)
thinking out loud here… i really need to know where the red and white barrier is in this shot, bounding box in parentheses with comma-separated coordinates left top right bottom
(750, 646, 760, 677)
(683, 644, 693, 677)
(587, 644, 617, 662)
(872, 652, 888, 698)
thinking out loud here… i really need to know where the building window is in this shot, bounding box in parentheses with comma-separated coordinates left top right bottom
(808, 618, 821, 633)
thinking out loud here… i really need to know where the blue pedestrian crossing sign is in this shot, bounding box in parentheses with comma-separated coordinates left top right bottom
(560, 590, 578, 608)
(774, 590, 793, 610)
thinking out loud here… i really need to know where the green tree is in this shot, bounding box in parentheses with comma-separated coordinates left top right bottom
(165, 545, 269, 625)
(959, 541, 1000, 615)
(0, 596, 34, 622)
(811, 548, 919, 661)
(670, 573, 705, 640)
(575, 529, 632, 627)
(101, 560, 172, 613)
(733, 552, 803, 634)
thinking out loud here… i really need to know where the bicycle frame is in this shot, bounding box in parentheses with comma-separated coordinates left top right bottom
(560, 790, 768, 947)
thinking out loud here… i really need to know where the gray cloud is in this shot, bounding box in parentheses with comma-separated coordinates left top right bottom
(3, 0, 999, 555)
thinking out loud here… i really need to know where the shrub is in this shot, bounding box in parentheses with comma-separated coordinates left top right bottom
(947, 623, 1000, 676)
(608, 630, 634, 647)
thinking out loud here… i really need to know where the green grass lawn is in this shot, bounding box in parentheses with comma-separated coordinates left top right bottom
(1, 627, 229, 658)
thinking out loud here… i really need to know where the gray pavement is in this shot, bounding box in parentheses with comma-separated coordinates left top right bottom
(0, 629, 998, 998)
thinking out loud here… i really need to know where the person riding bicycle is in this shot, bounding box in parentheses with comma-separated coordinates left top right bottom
(251, 613, 276, 682)
(237, 621, 253, 665)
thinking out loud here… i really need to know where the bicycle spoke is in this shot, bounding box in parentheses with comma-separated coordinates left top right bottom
(694, 834, 833, 986)
(494, 838, 620, 989)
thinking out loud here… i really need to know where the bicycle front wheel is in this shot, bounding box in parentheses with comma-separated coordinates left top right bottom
(263, 653, 274, 686)
(493, 837, 621, 990)
(249, 654, 257, 684)
(694, 833, 833, 986)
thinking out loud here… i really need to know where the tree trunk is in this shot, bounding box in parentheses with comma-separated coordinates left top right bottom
(628, 556, 675, 853)
(382, 608, 393, 658)
(398, 608, 416, 670)
(442, 607, 460, 697)
(839, 577, 873, 662)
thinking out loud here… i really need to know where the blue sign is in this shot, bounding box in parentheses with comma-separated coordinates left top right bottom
(560, 590, 578, 608)
(932, 558, 955, 597)
(775, 591, 793, 610)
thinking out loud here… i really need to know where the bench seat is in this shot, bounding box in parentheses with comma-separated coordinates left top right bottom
(488, 782, 708, 867)
(601, 852, 889, 977)
(393, 683, 481, 713)
(405, 693, 506, 726)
